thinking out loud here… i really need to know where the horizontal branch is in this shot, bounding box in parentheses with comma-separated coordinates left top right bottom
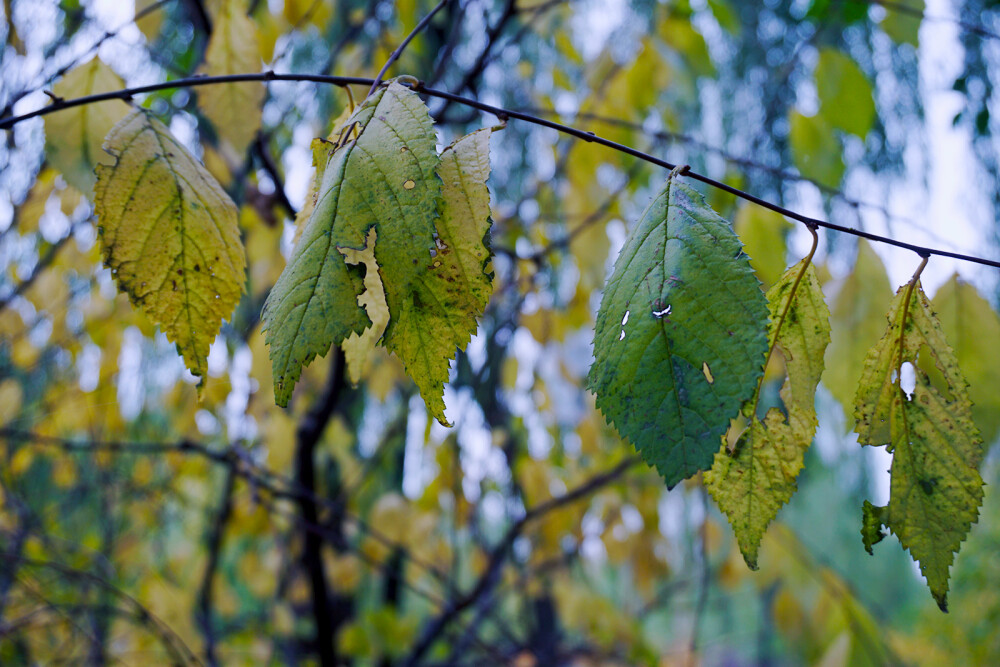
(1, 72, 998, 269)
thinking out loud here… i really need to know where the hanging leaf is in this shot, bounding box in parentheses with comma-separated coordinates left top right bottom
(198, 0, 264, 157)
(705, 256, 830, 568)
(823, 240, 891, 417)
(383, 127, 495, 425)
(929, 274, 1000, 443)
(94, 109, 246, 389)
(262, 81, 440, 406)
(855, 271, 984, 611)
(341, 228, 390, 385)
(44, 58, 130, 196)
(588, 171, 769, 488)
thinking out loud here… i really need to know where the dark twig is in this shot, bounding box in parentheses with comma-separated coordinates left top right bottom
(294, 351, 349, 667)
(367, 0, 453, 98)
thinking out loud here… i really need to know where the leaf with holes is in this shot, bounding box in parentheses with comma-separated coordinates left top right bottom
(588, 171, 769, 488)
(854, 276, 984, 611)
(94, 109, 246, 391)
(705, 258, 830, 568)
(384, 127, 495, 425)
(262, 81, 440, 406)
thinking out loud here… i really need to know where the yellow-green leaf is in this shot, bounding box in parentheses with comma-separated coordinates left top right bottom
(789, 110, 844, 188)
(930, 274, 1000, 444)
(823, 241, 891, 416)
(198, 0, 264, 156)
(855, 275, 984, 611)
(262, 82, 440, 406)
(816, 48, 876, 138)
(44, 58, 130, 196)
(706, 259, 830, 568)
(341, 228, 390, 385)
(94, 109, 246, 388)
(383, 128, 494, 425)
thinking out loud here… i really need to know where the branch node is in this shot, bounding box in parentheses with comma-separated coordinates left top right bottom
(42, 90, 64, 105)
(264, 70, 276, 81)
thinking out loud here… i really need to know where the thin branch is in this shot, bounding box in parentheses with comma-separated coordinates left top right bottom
(2, 72, 997, 269)
(367, 0, 453, 98)
(196, 465, 236, 667)
(403, 456, 639, 666)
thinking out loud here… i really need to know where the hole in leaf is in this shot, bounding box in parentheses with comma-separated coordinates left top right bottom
(702, 362, 714, 384)
(619, 330, 625, 341)
(621, 310, 629, 326)
(900, 361, 916, 399)
(403, 179, 415, 190)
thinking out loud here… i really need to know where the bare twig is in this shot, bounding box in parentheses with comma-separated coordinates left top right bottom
(367, 0, 453, 98)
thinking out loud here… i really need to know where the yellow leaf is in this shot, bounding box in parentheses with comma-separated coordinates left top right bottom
(198, 0, 264, 156)
(94, 109, 246, 391)
(0, 379, 23, 425)
(45, 58, 130, 196)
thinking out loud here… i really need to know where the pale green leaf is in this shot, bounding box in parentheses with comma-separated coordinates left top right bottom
(383, 128, 495, 425)
(930, 274, 1000, 443)
(789, 110, 844, 188)
(588, 172, 769, 488)
(816, 48, 876, 138)
(855, 277, 984, 611)
(94, 109, 246, 388)
(733, 202, 794, 288)
(882, 0, 922, 45)
(262, 82, 440, 406)
(198, 0, 264, 156)
(706, 259, 830, 568)
(823, 240, 891, 416)
(44, 58, 130, 196)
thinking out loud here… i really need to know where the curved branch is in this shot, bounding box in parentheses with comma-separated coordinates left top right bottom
(1, 72, 998, 269)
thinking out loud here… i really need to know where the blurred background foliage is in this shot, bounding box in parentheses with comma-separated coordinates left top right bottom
(1, 0, 1000, 664)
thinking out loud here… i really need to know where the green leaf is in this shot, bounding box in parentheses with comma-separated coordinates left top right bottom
(929, 274, 1000, 444)
(44, 58, 130, 196)
(588, 171, 769, 488)
(788, 110, 844, 188)
(197, 0, 264, 156)
(816, 48, 876, 138)
(854, 275, 984, 611)
(262, 82, 440, 406)
(706, 258, 830, 568)
(383, 128, 495, 425)
(94, 109, 246, 389)
(823, 240, 891, 417)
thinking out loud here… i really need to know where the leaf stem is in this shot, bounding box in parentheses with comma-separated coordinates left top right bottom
(895, 254, 930, 382)
(740, 225, 820, 439)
